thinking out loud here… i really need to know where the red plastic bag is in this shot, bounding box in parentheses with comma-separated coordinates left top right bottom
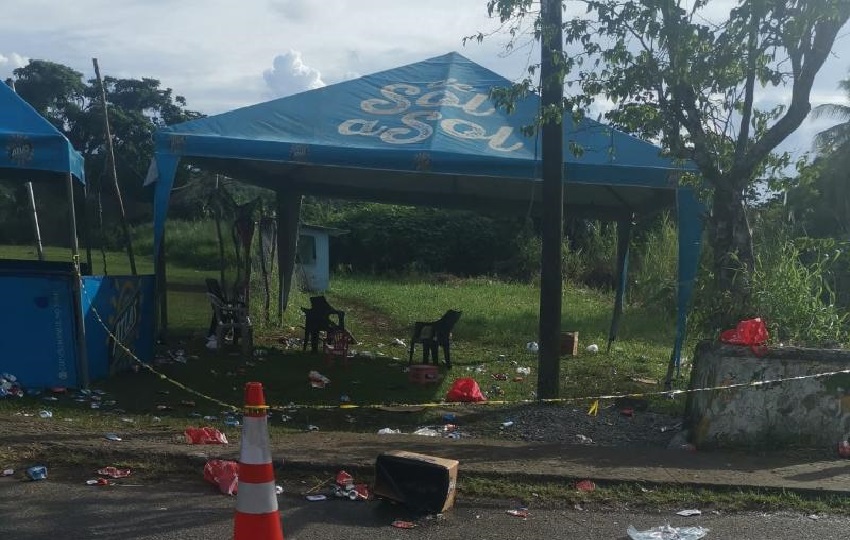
(203, 459, 239, 495)
(185, 427, 229, 445)
(720, 318, 769, 356)
(445, 377, 486, 402)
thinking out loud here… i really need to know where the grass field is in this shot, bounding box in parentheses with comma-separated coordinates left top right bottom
(0, 243, 688, 426)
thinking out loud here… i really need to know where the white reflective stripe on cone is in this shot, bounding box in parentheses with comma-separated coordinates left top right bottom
(236, 481, 279, 514)
(240, 417, 272, 465)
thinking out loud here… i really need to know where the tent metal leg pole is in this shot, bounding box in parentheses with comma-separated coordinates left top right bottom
(157, 231, 169, 342)
(276, 188, 302, 320)
(607, 218, 633, 352)
(26, 182, 45, 261)
(67, 174, 89, 388)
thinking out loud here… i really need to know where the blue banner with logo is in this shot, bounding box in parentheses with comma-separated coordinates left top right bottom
(0, 274, 79, 388)
(81, 275, 155, 380)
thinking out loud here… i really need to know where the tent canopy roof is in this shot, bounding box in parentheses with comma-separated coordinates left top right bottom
(152, 52, 693, 219)
(0, 82, 85, 184)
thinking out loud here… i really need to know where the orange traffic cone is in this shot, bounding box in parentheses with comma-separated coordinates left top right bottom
(233, 382, 284, 540)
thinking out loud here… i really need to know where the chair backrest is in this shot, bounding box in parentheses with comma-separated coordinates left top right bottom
(437, 310, 462, 334)
(310, 295, 335, 313)
(206, 278, 226, 301)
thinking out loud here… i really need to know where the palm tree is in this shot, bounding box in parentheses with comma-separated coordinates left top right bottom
(813, 74, 850, 154)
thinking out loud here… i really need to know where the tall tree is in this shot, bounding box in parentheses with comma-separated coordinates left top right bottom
(12, 60, 202, 221)
(481, 0, 850, 324)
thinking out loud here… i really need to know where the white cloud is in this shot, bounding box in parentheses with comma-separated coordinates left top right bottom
(0, 52, 28, 80)
(263, 50, 325, 98)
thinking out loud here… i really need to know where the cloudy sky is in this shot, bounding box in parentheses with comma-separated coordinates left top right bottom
(1, 0, 848, 161)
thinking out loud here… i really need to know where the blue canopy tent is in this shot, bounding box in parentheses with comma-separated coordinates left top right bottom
(148, 52, 703, 378)
(0, 82, 156, 389)
(0, 80, 89, 387)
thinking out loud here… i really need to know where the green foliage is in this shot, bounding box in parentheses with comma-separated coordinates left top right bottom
(480, 0, 850, 322)
(632, 214, 679, 312)
(750, 234, 848, 347)
(133, 220, 236, 270)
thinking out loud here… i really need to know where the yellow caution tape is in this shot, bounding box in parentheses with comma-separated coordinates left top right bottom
(77, 274, 850, 415)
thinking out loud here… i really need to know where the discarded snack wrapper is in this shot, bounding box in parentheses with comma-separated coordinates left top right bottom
(506, 508, 529, 518)
(1, 468, 14, 477)
(676, 509, 702, 517)
(184, 427, 229, 445)
(306, 494, 327, 501)
(98, 467, 131, 479)
(104, 433, 122, 441)
(392, 520, 416, 529)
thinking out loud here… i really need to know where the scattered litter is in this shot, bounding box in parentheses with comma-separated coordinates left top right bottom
(413, 427, 440, 437)
(152, 416, 162, 423)
(339, 394, 351, 403)
(576, 479, 596, 492)
(120, 417, 135, 424)
(98, 467, 131, 478)
(626, 524, 709, 540)
(506, 507, 529, 518)
(2, 468, 13, 477)
(185, 427, 229, 445)
(0, 373, 23, 398)
(631, 377, 659, 385)
(445, 378, 486, 402)
(25, 466, 47, 481)
(306, 494, 327, 501)
(308, 370, 331, 389)
(575, 434, 593, 444)
(280, 414, 292, 422)
(223, 417, 241, 427)
(392, 520, 416, 529)
(501, 421, 514, 429)
(515, 366, 531, 376)
(307, 425, 320, 432)
(391, 338, 406, 346)
(86, 478, 111, 486)
(104, 433, 123, 442)
(676, 509, 702, 517)
(525, 341, 539, 353)
(492, 373, 508, 381)
(378, 428, 402, 435)
(38, 410, 52, 419)
(333, 470, 369, 501)
(442, 413, 457, 423)
(660, 423, 682, 433)
(275, 485, 283, 495)
(808, 514, 820, 521)
(586, 343, 599, 353)
(203, 459, 239, 495)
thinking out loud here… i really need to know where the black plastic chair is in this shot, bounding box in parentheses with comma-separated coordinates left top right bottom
(301, 296, 345, 353)
(205, 278, 252, 353)
(408, 309, 462, 368)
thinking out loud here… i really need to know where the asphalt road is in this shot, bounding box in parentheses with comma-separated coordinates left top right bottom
(3, 478, 850, 540)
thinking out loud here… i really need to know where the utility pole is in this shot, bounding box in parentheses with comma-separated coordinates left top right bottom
(92, 58, 137, 275)
(537, 0, 565, 400)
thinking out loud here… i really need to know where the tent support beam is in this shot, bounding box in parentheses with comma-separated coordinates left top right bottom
(26, 182, 44, 261)
(276, 187, 302, 319)
(156, 230, 169, 342)
(607, 217, 633, 352)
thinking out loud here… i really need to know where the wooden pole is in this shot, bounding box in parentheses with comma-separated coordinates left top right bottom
(67, 174, 90, 388)
(92, 58, 137, 275)
(6, 78, 45, 261)
(537, 0, 565, 400)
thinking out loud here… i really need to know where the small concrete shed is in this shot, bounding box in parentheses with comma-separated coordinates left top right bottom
(296, 224, 347, 292)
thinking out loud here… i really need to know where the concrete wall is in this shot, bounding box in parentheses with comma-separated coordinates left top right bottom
(685, 342, 850, 448)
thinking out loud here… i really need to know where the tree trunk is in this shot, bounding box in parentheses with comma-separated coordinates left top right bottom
(710, 181, 755, 328)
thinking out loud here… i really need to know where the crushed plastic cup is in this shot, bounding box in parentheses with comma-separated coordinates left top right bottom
(104, 433, 122, 441)
(2, 468, 14, 477)
(586, 343, 600, 353)
(38, 410, 52, 419)
(26, 466, 47, 481)
(516, 366, 531, 376)
(377, 428, 401, 435)
(525, 341, 539, 353)
(626, 524, 709, 540)
(501, 421, 514, 428)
